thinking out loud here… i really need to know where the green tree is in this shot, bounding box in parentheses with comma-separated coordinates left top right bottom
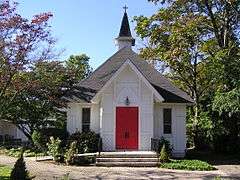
(0, 1, 55, 121)
(8, 57, 92, 142)
(134, 0, 240, 150)
(66, 54, 92, 82)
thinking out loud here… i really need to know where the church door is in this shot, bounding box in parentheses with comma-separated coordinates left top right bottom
(116, 107, 138, 150)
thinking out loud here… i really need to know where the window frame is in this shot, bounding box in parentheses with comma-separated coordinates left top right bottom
(163, 108, 172, 135)
(82, 107, 91, 132)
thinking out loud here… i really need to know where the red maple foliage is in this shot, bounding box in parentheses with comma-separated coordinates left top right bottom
(0, 0, 56, 119)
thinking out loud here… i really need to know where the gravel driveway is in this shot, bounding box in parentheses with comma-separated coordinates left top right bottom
(0, 155, 239, 180)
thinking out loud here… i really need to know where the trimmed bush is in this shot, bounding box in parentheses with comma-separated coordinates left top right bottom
(159, 144, 170, 163)
(10, 153, 31, 180)
(68, 131, 100, 153)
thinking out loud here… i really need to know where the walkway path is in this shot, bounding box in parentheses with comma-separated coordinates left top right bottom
(0, 155, 239, 180)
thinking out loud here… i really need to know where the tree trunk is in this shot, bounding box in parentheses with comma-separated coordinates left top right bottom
(16, 124, 33, 143)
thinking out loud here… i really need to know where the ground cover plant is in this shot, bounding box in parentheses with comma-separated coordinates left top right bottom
(2, 148, 45, 158)
(160, 159, 216, 171)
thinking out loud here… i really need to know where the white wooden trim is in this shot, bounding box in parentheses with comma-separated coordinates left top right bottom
(91, 59, 164, 103)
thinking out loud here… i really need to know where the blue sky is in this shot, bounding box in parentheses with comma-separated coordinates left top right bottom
(17, 0, 159, 69)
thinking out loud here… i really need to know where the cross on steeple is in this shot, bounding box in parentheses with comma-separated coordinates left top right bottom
(115, 5, 135, 50)
(123, 5, 128, 13)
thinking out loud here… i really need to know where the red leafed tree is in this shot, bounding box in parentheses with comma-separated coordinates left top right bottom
(0, 1, 55, 121)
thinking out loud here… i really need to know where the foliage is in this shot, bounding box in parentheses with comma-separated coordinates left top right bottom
(10, 153, 31, 180)
(72, 156, 96, 165)
(47, 136, 62, 162)
(0, 0, 55, 122)
(157, 137, 172, 155)
(66, 54, 92, 82)
(213, 88, 240, 115)
(0, 1, 92, 143)
(31, 130, 43, 150)
(135, 0, 240, 152)
(160, 159, 215, 171)
(0, 164, 11, 179)
(37, 127, 69, 149)
(186, 110, 217, 149)
(68, 131, 100, 153)
(5, 148, 45, 158)
(65, 141, 78, 165)
(159, 144, 170, 163)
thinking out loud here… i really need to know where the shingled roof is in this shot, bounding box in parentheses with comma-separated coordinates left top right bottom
(65, 47, 194, 104)
(119, 12, 132, 37)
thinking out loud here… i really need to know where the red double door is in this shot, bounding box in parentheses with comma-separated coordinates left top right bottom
(116, 107, 138, 150)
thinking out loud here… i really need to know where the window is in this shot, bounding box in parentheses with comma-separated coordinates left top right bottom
(163, 108, 172, 134)
(82, 108, 90, 132)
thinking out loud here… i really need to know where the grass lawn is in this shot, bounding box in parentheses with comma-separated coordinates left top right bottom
(0, 165, 11, 180)
(160, 159, 216, 171)
(0, 147, 46, 158)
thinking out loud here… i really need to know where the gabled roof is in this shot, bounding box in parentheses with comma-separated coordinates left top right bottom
(65, 47, 194, 104)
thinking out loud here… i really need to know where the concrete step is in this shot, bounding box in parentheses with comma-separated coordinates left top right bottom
(98, 152, 158, 158)
(96, 161, 158, 167)
(97, 157, 158, 162)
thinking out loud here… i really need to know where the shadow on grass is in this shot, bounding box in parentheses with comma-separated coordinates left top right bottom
(0, 176, 10, 180)
(186, 149, 240, 165)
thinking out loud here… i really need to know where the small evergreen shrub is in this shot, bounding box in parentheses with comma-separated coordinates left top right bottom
(159, 144, 170, 163)
(10, 153, 31, 180)
(157, 137, 172, 156)
(68, 131, 100, 153)
(47, 136, 62, 162)
(65, 141, 78, 165)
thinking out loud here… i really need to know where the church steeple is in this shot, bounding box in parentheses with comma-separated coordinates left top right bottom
(115, 6, 135, 50)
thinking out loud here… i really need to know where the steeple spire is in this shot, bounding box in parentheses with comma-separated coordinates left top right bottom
(115, 6, 135, 50)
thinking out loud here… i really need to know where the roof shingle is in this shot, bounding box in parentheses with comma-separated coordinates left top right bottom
(66, 47, 194, 104)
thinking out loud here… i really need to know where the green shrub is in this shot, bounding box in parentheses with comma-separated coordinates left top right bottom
(65, 141, 78, 165)
(159, 144, 170, 163)
(157, 137, 172, 155)
(5, 148, 45, 158)
(73, 156, 96, 165)
(7, 148, 23, 158)
(10, 153, 31, 180)
(31, 130, 43, 150)
(160, 159, 216, 171)
(31, 128, 69, 149)
(47, 136, 62, 162)
(68, 131, 100, 153)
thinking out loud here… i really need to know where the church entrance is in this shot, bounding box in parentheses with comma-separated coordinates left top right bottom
(116, 107, 138, 150)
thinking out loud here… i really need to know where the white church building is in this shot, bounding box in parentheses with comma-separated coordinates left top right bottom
(65, 11, 194, 157)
